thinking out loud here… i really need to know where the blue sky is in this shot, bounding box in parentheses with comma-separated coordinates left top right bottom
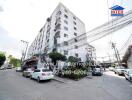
(0, 0, 132, 60)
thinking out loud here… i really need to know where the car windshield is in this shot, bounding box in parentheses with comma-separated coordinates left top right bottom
(120, 67, 125, 69)
(42, 69, 51, 72)
(129, 70, 132, 74)
(96, 65, 101, 68)
(116, 66, 124, 69)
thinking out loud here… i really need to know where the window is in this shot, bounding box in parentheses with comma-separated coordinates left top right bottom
(64, 14, 68, 19)
(55, 23, 61, 30)
(64, 26, 68, 31)
(55, 31, 60, 38)
(74, 32, 77, 36)
(73, 21, 76, 25)
(73, 16, 76, 20)
(34, 69, 40, 72)
(64, 34, 68, 37)
(74, 45, 78, 49)
(64, 50, 68, 55)
(56, 11, 61, 15)
(64, 41, 68, 46)
(47, 39, 49, 42)
(78, 58, 81, 61)
(74, 27, 77, 30)
(42, 69, 51, 72)
(40, 45, 42, 48)
(74, 38, 78, 42)
(75, 53, 78, 57)
(64, 20, 68, 24)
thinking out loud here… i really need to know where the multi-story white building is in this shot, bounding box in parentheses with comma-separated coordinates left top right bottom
(122, 45, 132, 68)
(27, 3, 96, 62)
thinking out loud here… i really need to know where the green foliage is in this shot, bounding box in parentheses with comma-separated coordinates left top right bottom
(0, 52, 6, 67)
(48, 52, 67, 65)
(59, 64, 89, 80)
(62, 69, 87, 80)
(9, 57, 21, 67)
(68, 56, 78, 62)
(61, 55, 67, 61)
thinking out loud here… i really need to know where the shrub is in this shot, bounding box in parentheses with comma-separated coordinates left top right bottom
(62, 68, 87, 80)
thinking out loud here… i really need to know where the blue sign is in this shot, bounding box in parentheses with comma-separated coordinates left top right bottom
(110, 5, 125, 16)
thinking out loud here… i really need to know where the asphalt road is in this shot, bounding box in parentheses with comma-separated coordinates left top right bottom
(0, 69, 132, 100)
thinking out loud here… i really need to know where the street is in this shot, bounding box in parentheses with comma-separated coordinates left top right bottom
(0, 69, 132, 100)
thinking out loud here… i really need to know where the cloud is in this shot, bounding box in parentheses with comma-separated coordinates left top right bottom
(0, 6, 4, 12)
(0, 26, 21, 58)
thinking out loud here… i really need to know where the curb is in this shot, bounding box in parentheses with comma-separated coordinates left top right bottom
(53, 77, 66, 83)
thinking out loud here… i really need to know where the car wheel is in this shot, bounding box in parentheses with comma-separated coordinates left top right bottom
(92, 73, 94, 76)
(22, 74, 25, 77)
(37, 77, 40, 83)
(115, 72, 116, 74)
(30, 75, 32, 79)
(130, 77, 132, 81)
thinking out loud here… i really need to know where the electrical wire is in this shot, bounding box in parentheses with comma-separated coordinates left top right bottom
(56, 10, 132, 51)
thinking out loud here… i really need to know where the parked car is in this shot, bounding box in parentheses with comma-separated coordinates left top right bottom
(124, 69, 132, 82)
(15, 67, 22, 72)
(91, 65, 103, 76)
(109, 67, 115, 71)
(22, 68, 34, 77)
(114, 66, 126, 75)
(0, 66, 6, 70)
(30, 68, 54, 82)
(6, 64, 12, 69)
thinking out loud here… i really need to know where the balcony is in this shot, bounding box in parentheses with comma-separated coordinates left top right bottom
(54, 23, 61, 31)
(54, 31, 60, 38)
(63, 41, 68, 46)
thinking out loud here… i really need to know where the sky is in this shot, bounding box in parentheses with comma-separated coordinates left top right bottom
(0, 0, 132, 61)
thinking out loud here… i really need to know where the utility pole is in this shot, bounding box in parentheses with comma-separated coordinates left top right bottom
(21, 40, 29, 62)
(111, 42, 121, 65)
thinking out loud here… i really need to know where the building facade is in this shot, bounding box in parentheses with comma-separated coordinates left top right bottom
(122, 45, 132, 68)
(27, 3, 96, 62)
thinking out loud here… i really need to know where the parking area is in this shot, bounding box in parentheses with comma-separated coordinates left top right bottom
(0, 69, 132, 100)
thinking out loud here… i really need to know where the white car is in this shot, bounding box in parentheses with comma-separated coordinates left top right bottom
(30, 68, 54, 82)
(114, 66, 126, 75)
(109, 67, 115, 71)
(92, 65, 103, 76)
(15, 67, 22, 72)
(22, 68, 34, 77)
(124, 69, 132, 82)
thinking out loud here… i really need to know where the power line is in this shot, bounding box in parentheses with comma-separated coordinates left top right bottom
(56, 9, 132, 51)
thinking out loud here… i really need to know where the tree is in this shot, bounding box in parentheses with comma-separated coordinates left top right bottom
(9, 57, 21, 67)
(48, 52, 67, 65)
(68, 56, 78, 63)
(61, 55, 67, 61)
(0, 52, 6, 67)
